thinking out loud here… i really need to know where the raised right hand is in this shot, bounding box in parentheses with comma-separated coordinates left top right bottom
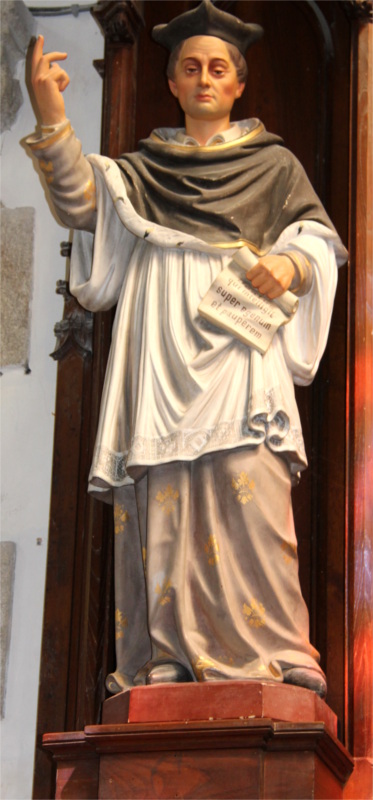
(31, 35, 69, 125)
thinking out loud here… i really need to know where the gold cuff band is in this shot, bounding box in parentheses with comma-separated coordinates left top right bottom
(278, 250, 312, 294)
(28, 122, 72, 152)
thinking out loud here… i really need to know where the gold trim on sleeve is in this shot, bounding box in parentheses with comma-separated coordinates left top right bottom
(28, 122, 73, 152)
(278, 250, 312, 294)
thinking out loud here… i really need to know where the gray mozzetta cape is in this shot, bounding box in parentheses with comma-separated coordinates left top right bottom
(115, 120, 334, 252)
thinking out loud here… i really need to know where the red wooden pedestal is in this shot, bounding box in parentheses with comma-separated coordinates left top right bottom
(43, 682, 355, 799)
(102, 680, 338, 734)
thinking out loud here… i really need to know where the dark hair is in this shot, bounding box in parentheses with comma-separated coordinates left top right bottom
(167, 39, 248, 83)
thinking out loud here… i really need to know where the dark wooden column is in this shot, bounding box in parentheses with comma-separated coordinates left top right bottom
(344, 7, 373, 798)
(32, 4, 143, 798)
(93, 0, 143, 157)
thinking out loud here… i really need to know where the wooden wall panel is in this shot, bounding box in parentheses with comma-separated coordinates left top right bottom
(346, 12, 373, 763)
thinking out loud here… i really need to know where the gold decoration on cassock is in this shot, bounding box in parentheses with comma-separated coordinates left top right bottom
(142, 546, 147, 571)
(114, 505, 129, 534)
(215, 651, 234, 667)
(281, 541, 297, 564)
(231, 472, 255, 504)
(83, 179, 96, 210)
(204, 534, 220, 565)
(115, 608, 128, 640)
(155, 579, 172, 606)
(39, 159, 54, 184)
(155, 484, 180, 515)
(193, 656, 217, 680)
(243, 598, 266, 628)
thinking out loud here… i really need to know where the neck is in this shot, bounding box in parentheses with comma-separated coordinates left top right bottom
(184, 115, 231, 145)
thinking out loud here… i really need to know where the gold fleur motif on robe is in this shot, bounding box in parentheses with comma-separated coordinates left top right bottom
(231, 472, 255, 504)
(114, 505, 129, 535)
(155, 484, 179, 515)
(204, 534, 220, 565)
(243, 598, 266, 628)
(83, 179, 96, 209)
(281, 541, 297, 564)
(115, 608, 128, 640)
(155, 579, 172, 606)
(39, 159, 54, 184)
(215, 651, 234, 667)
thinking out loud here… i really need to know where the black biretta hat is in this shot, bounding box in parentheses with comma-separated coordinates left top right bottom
(152, 0, 263, 57)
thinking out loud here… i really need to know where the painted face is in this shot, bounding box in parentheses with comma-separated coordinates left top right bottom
(168, 36, 245, 124)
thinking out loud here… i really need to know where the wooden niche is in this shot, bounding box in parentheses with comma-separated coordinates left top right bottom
(32, 2, 372, 799)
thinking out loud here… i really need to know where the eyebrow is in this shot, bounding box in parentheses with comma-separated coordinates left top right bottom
(182, 57, 230, 65)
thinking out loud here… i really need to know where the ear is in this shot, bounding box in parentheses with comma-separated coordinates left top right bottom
(235, 82, 245, 99)
(168, 78, 178, 98)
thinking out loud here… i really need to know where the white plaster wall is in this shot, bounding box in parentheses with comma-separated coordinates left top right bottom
(0, 10, 103, 798)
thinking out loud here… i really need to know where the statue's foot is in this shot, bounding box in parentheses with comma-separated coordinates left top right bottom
(283, 667, 327, 698)
(146, 661, 193, 685)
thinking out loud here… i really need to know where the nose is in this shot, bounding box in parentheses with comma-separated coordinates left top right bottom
(199, 66, 210, 87)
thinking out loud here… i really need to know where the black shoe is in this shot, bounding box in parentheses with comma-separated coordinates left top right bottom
(146, 661, 193, 685)
(283, 667, 327, 698)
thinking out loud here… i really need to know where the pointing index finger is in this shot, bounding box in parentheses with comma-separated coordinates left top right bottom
(32, 35, 67, 69)
(31, 34, 44, 68)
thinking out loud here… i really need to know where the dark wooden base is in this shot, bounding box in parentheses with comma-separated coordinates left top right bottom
(43, 682, 355, 799)
(44, 718, 354, 800)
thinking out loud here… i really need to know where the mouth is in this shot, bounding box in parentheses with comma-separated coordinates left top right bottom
(195, 94, 213, 101)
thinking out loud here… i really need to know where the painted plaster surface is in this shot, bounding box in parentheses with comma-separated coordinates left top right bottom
(0, 207, 35, 368)
(0, 0, 35, 132)
(0, 542, 16, 718)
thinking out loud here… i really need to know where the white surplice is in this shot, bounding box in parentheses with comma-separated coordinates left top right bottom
(68, 149, 345, 502)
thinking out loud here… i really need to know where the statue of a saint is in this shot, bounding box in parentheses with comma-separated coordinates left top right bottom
(26, 0, 347, 698)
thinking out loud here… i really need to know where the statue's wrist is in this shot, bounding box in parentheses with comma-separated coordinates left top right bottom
(278, 250, 312, 295)
(41, 118, 69, 134)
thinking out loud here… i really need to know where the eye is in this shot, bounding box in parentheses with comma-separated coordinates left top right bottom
(211, 65, 227, 77)
(185, 66, 198, 74)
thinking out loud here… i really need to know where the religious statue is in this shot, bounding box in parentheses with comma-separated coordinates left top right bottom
(26, 0, 347, 699)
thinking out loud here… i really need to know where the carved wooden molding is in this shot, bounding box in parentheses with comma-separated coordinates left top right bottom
(91, 0, 144, 44)
(343, 0, 373, 20)
(51, 280, 93, 362)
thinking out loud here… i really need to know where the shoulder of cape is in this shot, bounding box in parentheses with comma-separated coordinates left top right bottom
(114, 140, 303, 191)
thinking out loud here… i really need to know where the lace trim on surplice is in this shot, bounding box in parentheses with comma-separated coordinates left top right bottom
(90, 406, 305, 486)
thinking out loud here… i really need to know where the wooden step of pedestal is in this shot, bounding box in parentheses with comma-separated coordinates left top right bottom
(102, 680, 338, 736)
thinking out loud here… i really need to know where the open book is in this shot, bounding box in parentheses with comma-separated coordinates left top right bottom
(198, 248, 299, 355)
